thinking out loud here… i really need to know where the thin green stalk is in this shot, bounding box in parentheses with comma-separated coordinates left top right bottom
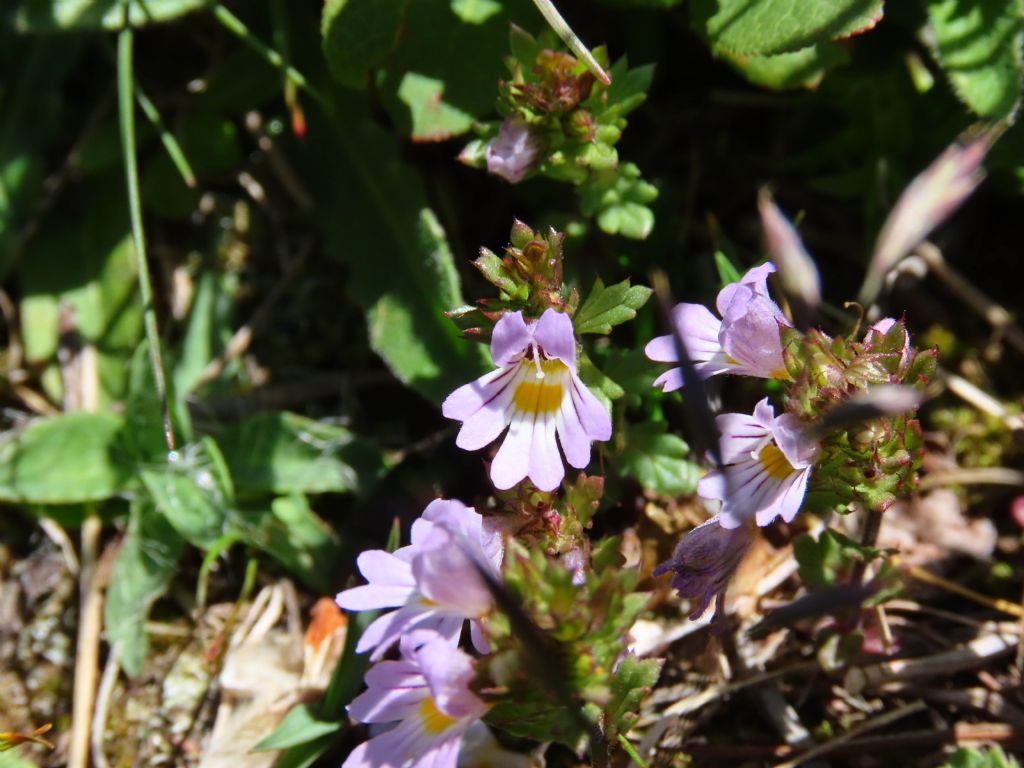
(531, 0, 611, 85)
(211, 4, 328, 109)
(617, 734, 650, 768)
(118, 22, 176, 453)
(135, 85, 196, 188)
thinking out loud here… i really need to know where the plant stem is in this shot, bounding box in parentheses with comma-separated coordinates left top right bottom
(134, 84, 196, 188)
(118, 20, 175, 453)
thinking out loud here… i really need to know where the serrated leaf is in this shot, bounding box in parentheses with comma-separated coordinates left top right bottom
(253, 704, 341, 752)
(720, 42, 849, 90)
(105, 499, 184, 677)
(321, 0, 406, 89)
(0, 412, 131, 503)
(14, 0, 206, 31)
(578, 163, 658, 240)
(692, 0, 884, 56)
(617, 422, 699, 496)
(574, 278, 653, 335)
(926, 0, 1024, 119)
(212, 411, 385, 496)
(606, 654, 662, 736)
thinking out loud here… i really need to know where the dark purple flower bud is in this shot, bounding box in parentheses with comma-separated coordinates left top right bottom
(485, 118, 541, 184)
(652, 516, 754, 621)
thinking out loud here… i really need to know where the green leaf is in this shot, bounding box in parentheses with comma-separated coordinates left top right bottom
(0, 412, 131, 503)
(574, 278, 653, 335)
(450, 0, 501, 23)
(14, 0, 208, 32)
(397, 72, 475, 142)
(253, 704, 341, 752)
(213, 411, 386, 496)
(691, 0, 884, 56)
(316, 96, 488, 403)
(605, 654, 662, 737)
(943, 746, 1021, 768)
(578, 352, 625, 412)
(719, 42, 849, 90)
(578, 163, 658, 240)
(321, 0, 406, 89)
(713, 249, 743, 286)
(140, 438, 232, 549)
(926, 0, 1024, 119)
(104, 499, 185, 677)
(617, 422, 699, 497)
(238, 494, 340, 592)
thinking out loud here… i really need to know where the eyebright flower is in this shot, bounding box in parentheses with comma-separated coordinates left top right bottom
(698, 398, 818, 529)
(485, 118, 541, 184)
(652, 515, 754, 620)
(344, 631, 490, 768)
(335, 499, 502, 660)
(442, 308, 612, 492)
(645, 263, 792, 392)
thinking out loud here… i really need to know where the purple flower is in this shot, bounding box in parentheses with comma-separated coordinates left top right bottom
(442, 309, 612, 492)
(485, 118, 541, 184)
(335, 499, 503, 660)
(698, 398, 818, 529)
(652, 515, 754, 620)
(344, 631, 490, 768)
(644, 264, 792, 392)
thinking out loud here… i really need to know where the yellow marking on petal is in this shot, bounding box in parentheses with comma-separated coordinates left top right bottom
(758, 442, 795, 480)
(419, 697, 458, 735)
(512, 359, 566, 415)
(771, 367, 792, 381)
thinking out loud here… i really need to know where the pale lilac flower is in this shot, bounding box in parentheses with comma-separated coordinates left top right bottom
(336, 499, 502, 660)
(485, 118, 541, 183)
(698, 398, 818, 529)
(652, 515, 754, 620)
(442, 309, 612, 492)
(344, 631, 490, 768)
(644, 264, 792, 392)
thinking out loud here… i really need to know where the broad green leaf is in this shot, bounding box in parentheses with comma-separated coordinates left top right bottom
(238, 495, 340, 592)
(140, 438, 232, 549)
(720, 42, 849, 90)
(927, 0, 1024, 119)
(213, 411, 385, 496)
(691, 0, 884, 56)
(14, 0, 207, 32)
(397, 73, 474, 143)
(321, 0, 406, 89)
(378, 0, 514, 140)
(617, 422, 699, 497)
(0, 412, 131, 503)
(315, 94, 488, 404)
(574, 278, 653, 335)
(104, 499, 185, 676)
(450, 0, 501, 23)
(254, 704, 341, 752)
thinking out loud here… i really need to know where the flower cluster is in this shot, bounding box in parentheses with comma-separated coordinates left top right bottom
(648, 264, 931, 621)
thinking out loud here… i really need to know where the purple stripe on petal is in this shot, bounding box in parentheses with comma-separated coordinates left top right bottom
(454, 368, 520, 450)
(569, 373, 612, 441)
(442, 366, 516, 421)
(491, 311, 531, 366)
(716, 413, 770, 463)
(528, 410, 563, 492)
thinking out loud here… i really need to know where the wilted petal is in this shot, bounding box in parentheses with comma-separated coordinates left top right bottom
(653, 516, 755, 620)
(486, 118, 541, 184)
